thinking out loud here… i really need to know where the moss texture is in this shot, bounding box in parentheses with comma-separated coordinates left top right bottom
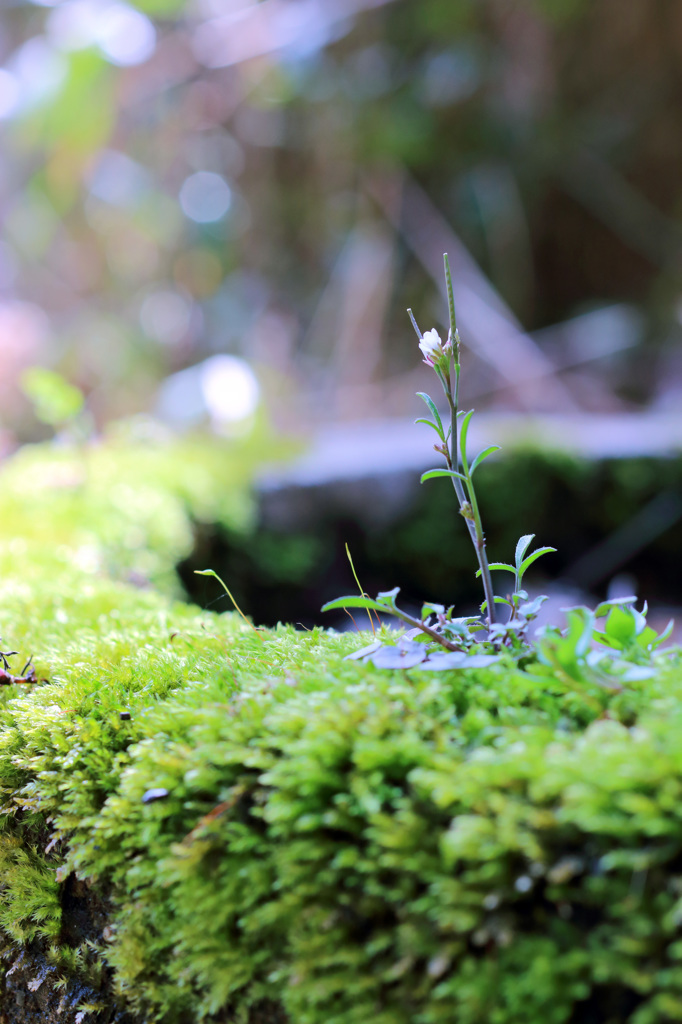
(0, 431, 679, 1023)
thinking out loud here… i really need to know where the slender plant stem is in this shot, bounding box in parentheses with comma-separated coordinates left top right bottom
(442, 251, 496, 626)
(444, 392, 496, 625)
(389, 608, 462, 651)
(465, 478, 496, 624)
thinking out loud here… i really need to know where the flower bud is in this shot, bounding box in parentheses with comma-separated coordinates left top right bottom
(419, 328, 452, 374)
(419, 328, 443, 366)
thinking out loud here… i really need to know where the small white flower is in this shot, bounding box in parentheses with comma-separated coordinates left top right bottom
(419, 328, 443, 365)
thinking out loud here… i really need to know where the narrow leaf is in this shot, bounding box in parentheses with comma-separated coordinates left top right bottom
(480, 596, 513, 612)
(514, 535, 535, 570)
(421, 468, 467, 484)
(416, 393, 444, 439)
(194, 569, 262, 639)
(470, 445, 501, 476)
(475, 563, 515, 577)
(415, 417, 445, 440)
(345, 542, 376, 633)
(519, 546, 557, 575)
(652, 619, 675, 648)
(321, 596, 386, 613)
(458, 409, 474, 473)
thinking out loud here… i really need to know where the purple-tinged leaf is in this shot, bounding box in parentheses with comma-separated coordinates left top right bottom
(142, 788, 169, 804)
(371, 645, 427, 669)
(345, 640, 383, 661)
(463, 654, 502, 668)
(418, 652, 467, 670)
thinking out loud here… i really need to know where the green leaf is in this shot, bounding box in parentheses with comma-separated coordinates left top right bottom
(416, 393, 444, 440)
(421, 602, 445, 619)
(514, 535, 535, 570)
(21, 367, 84, 426)
(650, 618, 675, 648)
(476, 563, 515, 577)
(519, 547, 557, 575)
(194, 569, 258, 635)
(480, 596, 513, 613)
(604, 606, 637, 645)
(594, 596, 638, 618)
(470, 445, 501, 476)
(414, 418, 445, 441)
(321, 596, 386, 614)
(377, 587, 401, 608)
(420, 468, 467, 484)
(635, 626, 659, 651)
(458, 409, 474, 473)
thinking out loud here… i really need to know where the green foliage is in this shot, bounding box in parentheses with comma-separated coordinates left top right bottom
(0, 837, 61, 944)
(21, 367, 85, 427)
(0, 418, 290, 595)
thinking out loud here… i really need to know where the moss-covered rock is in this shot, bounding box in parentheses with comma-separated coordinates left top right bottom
(0, 430, 680, 1023)
(0, 566, 678, 1023)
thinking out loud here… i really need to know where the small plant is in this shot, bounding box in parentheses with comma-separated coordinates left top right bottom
(322, 255, 673, 674)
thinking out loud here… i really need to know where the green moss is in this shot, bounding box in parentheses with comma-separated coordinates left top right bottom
(0, 837, 61, 944)
(0, 418, 294, 597)
(0, 432, 679, 1022)
(0, 568, 677, 1022)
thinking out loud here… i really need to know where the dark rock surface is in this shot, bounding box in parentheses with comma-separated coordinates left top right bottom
(0, 875, 287, 1024)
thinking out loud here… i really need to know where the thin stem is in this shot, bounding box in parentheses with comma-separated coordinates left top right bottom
(443, 388, 496, 626)
(390, 608, 462, 652)
(407, 308, 422, 340)
(444, 253, 457, 337)
(465, 478, 496, 626)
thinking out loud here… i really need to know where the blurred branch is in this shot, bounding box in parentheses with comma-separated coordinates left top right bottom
(565, 490, 682, 589)
(193, 0, 399, 68)
(562, 149, 682, 267)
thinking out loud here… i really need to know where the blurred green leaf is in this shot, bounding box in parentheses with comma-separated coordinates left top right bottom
(21, 368, 84, 427)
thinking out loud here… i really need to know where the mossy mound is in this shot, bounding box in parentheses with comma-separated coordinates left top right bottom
(0, 431, 680, 1023)
(0, 418, 292, 598)
(0, 576, 679, 1023)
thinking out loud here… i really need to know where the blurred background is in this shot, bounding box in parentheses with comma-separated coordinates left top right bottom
(1, 0, 682, 627)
